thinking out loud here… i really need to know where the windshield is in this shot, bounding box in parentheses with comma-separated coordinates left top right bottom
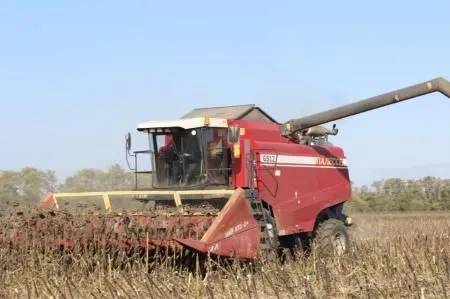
(148, 127, 229, 188)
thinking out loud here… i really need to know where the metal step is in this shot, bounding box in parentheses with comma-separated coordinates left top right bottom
(245, 189, 279, 255)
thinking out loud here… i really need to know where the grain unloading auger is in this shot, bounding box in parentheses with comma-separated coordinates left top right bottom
(13, 76, 449, 261)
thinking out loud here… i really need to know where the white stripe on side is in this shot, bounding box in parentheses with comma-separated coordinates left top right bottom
(260, 163, 348, 169)
(259, 154, 348, 168)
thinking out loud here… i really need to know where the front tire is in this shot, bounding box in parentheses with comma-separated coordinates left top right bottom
(313, 218, 350, 256)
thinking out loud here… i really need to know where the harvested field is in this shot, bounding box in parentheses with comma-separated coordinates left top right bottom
(0, 206, 449, 298)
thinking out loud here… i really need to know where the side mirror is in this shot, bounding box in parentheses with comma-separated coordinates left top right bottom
(228, 126, 240, 144)
(125, 132, 132, 152)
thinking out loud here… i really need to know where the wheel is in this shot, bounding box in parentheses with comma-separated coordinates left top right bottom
(313, 218, 350, 256)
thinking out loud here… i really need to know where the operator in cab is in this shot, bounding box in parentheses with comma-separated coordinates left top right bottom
(183, 129, 202, 185)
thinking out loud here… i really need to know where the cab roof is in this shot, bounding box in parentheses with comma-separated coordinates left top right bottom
(182, 104, 279, 123)
(137, 104, 279, 131)
(137, 117, 228, 131)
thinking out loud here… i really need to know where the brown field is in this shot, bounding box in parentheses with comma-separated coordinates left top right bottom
(0, 208, 449, 298)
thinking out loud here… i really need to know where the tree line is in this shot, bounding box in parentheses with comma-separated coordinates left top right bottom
(348, 176, 450, 212)
(1, 165, 449, 212)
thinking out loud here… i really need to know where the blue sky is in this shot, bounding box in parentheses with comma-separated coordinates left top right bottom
(1, 0, 449, 186)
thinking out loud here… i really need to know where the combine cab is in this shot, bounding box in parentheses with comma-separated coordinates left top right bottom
(7, 77, 450, 262)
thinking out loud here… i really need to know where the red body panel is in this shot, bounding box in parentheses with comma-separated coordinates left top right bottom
(228, 119, 352, 236)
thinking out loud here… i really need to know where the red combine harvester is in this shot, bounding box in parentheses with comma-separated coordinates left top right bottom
(25, 77, 450, 260)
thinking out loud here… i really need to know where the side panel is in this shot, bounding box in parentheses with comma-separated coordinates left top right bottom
(228, 119, 287, 190)
(175, 188, 261, 259)
(225, 119, 351, 236)
(254, 141, 351, 236)
(231, 138, 252, 188)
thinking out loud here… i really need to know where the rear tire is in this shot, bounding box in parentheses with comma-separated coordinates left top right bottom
(313, 218, 349, 257)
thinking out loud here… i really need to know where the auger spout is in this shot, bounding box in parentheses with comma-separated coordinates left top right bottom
(280, 76, 450, 137)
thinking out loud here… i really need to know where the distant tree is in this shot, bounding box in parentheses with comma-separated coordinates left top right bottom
(0, 170, 21, 203)
(347, 176, 450, 212)
(0, 168, 57, 205)
(59, 168, 105, 192)
(59, 164, 140, 192)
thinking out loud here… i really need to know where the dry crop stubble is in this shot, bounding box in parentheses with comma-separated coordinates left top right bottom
(0, 202, 449, 298)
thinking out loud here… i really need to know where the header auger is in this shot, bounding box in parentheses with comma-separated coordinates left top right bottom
(5, 76, 449, 265)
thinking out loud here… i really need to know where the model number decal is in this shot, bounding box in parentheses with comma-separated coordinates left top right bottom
(207, 243, 220, 253)
(261, 154, 277, 163)
(224, 221, 250, 238)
